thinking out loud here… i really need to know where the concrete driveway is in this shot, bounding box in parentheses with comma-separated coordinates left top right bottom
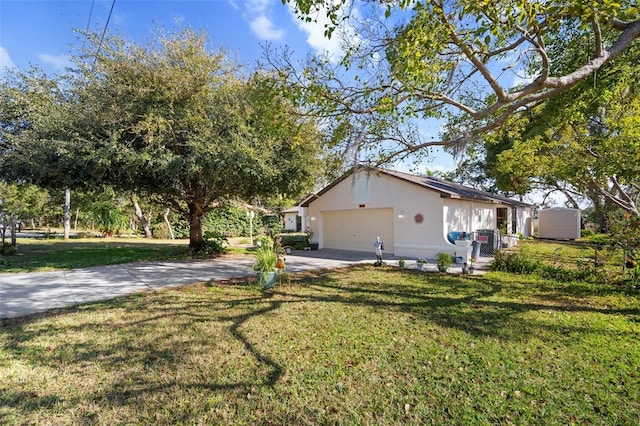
(0, 251, 366, 319)
(0, 249, 491, 319)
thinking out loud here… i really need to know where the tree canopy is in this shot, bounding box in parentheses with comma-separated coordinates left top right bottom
(276, 0, 640, 163)
(1, 29, 324, 251)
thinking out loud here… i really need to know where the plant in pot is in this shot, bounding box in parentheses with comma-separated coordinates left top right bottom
(306, 227, 318, 250)
(435, 252, 455, 272)
(253, 245, 279, 289)
(398, 258, 406, 268)
(416, 258, 427, 271)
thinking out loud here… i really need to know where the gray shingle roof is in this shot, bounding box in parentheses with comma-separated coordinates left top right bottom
(301, 165, 534, 208)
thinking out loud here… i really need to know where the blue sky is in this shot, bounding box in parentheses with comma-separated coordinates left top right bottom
(0, 0, 333, 72)
(0, 0, 456, 172)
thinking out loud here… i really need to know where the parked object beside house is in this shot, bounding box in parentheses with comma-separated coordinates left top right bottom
(538, 208, 581, 240)
(296, 165, 534, 259)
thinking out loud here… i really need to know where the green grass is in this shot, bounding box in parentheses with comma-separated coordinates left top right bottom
(0, 237, 255, 273)
(2, 266, 639, 424)
(505, 239, 632, 283)
(0, 238, 194, 272)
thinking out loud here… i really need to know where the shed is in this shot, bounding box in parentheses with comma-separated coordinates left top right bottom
(538, 208, 581, 240)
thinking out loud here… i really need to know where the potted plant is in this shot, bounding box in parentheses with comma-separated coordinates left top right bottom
(468, 259, 475, 274)
(398, 258, 406, 268)
(435, 252, 455, 272)
(253, 245, 279, 288)
(306, 227, 318, 250)
(416, 258, 427, 271)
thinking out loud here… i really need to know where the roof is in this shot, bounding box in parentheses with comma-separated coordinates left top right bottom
(281, 206, 300, 214)
(301, 165, 534, 208)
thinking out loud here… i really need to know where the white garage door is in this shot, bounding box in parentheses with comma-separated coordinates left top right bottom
(323, 208, 394, 253)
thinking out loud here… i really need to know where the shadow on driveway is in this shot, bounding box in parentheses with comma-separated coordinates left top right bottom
(289, 248, 400, 262)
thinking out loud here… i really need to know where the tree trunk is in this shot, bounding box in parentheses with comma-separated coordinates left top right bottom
(10, 216, 17, 247)
(187, 201, 205, 252)
(63, 187, 71, 241)
(130, 196, 153, 238)
(163, 208, 175, 240)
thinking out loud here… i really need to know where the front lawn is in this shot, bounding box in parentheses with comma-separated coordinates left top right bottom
(0, 238, 191, 272)
(1, 266, 639, 424)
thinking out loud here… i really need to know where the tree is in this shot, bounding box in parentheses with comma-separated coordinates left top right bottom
(275, 0, 640, 163)
(0, 182, 49, 246)
(0, 29, 323, 252)
(491, 35, 640, 218)
(438, 22, 638, 225)
(130, 195, 153, 239)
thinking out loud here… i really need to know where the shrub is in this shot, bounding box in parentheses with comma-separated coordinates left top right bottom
(492, 250, 542, 274)
(492, 248, 605, 283)
(274, 233, 309, 249)
(90, 202, 128, 237)
(202, 231, 228, 257)
(581, 229, 594, 238)
(1, 242, 17, 255)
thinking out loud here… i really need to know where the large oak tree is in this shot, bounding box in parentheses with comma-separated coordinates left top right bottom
(0, 29, 323, 251)
(274, 0, 640, 163)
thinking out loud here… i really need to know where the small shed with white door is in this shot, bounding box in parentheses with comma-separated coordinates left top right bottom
(538, 207, 581, 240)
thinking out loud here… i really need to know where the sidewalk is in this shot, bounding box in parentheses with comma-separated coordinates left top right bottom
(1, 251, 493, 319)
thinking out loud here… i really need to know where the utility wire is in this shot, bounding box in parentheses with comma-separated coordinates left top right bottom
(82, 0, 95, 51)
(92, 0, 117, 69)
(85, 0, 95, 32)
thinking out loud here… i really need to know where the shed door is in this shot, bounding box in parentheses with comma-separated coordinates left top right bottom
(322, 208, 394, 253)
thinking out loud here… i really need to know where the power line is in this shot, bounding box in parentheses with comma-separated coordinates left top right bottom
(82, 0, 95, 51)
(92, 0, 117, 69)
(85, 0, 95, 32)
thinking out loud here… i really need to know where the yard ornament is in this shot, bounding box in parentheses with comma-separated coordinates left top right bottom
(374, 236, 384, 266)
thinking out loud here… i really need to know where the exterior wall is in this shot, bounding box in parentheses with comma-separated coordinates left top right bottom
(443, 199, 495, 235)
(444, 199, 533, 237)
(307, 170, 452, 258)
(305, 169, 534, 258)
(538, 208, 580, 239)
(283, 212, 298, 231)
(516, 208, 533, 237)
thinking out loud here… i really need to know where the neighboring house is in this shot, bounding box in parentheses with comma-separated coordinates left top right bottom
(282, 206, 300, 232)
(298, 165, 534, 258)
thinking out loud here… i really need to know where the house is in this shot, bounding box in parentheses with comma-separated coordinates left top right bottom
(282, 206, 300, 231)
(298, 165, 533, 259)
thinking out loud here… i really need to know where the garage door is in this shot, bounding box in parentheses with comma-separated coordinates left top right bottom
(323, 208, 394, 253)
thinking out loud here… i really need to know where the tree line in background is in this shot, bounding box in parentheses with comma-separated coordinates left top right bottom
(0, 181, 283, 245)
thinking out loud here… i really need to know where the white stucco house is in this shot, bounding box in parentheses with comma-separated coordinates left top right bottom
(296, 165, 533, 259)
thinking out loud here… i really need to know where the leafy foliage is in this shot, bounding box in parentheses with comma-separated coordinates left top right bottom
(201, 231, 228, 257)
(274, 232, 310, 249)
(89, 201, 129, 237)
(252, 244, 279, 272)
(277, 0, 640, 165)
(0, 28, 324, 252)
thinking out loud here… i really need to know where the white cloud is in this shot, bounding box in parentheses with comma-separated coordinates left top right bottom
(38, 54, 73, 71)
(286, 3, 347, 60)
(245, 0, 270, 14)
(0, 46, 16, 70)
(251, 15, 284, 41)
(234, 0, 286, 41)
